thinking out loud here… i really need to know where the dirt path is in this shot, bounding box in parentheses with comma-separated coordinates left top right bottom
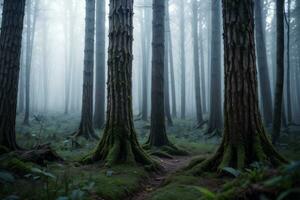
(129, 156, 193, 200)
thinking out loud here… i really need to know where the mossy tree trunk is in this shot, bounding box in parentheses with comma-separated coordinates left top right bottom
(85, 0, 156, 167)
(74, 0, 98, 140)
(189, 0, 286, 174)
(0, 0, 26, 151)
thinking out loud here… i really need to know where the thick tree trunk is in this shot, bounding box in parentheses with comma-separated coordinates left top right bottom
(94, 0, 106, 129)
(180, 0, 186, 119)
(84, 0, 156, 168)
(207, 0, 223, 134)
(192, 0, 204, 126)
(164, 0, 173, 126)
(272, 0, 285, 144)
(189, 0, 286, 174)
(74, 0, 98, 140)
(0, 0, 26, 151)
(254, 0, 273, 126)
(147, 0, 170, 147)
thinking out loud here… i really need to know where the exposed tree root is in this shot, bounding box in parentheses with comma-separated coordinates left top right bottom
(187, 130, 288, 175)
(143, 142, 189, 158)
(204, 128, 222, 138)
(81, 127, 161, 171)
(71, 125, 99, 140)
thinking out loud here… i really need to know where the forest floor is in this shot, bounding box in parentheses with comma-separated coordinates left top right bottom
(1, 113, 300, 200)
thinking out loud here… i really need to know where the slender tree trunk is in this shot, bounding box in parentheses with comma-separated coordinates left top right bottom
(74, 0, 98, 140)
(254, 0, 273, 126)
(199, 27, 206, 114)
(24, 0, 38, 125)
(42, 13, 48, 113)
(189, 0, 286, 173)
(94, 0, 106, 129)
(85, 0, 156, 168)
(0, 0, 26, 151)
(180, 0, 186, 119)
(165, 0, 176, 118)
(285, 0, 292, 124)
(207, 0, 222, 134)
(141, 2, 148, 121)
(272, 0, 285, 144)
(164, 0, 173, 126)
(192, 0, 204, 126)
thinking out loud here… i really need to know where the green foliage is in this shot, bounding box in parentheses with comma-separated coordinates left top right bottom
(0, 170, 15, 183)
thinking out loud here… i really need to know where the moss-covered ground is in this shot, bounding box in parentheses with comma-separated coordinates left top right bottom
(0, 114, 299, 200)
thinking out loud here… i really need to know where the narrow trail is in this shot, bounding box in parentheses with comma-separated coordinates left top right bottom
(129, 156, 193, 200)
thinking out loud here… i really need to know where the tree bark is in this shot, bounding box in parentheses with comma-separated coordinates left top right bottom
(84, 0, 156, 168)
(254, 0, 273, 126)
(189, 0, 286, 174)
(74, 0, 98, 140)
(207, 0, 223, 134)
(94, 0, 106, 129)
(192, 0, 204, 126)
(272, 0, 285, 144)
(0, 0, 26, 151)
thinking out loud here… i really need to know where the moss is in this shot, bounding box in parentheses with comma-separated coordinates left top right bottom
(0, 145, 9, 154)
(1, 156, 33, 174)
(150, 184, 203, 200)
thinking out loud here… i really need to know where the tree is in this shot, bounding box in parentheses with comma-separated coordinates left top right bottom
(192, 0, 204, 127)
(180, 0, 186, 119)
(94, 0, 106, 129)
(254, 0, 273, 126)
(82, 0, 156, 168)
(73, 0, 98, 140)
(207, 0, 223, 134)
(0, 0, 26, 151)
(188, 0, 286, 173)
(164, 0, 173, 126)
(272, 0, 285, 144)
(23, 0, 39, 125)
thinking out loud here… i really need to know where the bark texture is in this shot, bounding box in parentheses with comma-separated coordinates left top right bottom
(74, 0, 98, 140)
(0, 0, 26, 151)
(85, 0, 156, 168)
(189, 0, 286, 174)
(254, 0, 273, 125)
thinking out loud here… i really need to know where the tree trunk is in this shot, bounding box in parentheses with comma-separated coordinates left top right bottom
(0, 0, 26, 151)
(207, 0, 223, 134)
(180, 0, 186, 119)
(23, 0, 38, 125)
(168, 28, 177, 118)
(164, 0, 173, 126)
(141, 0, 149, 121)
(254, 0, 273, 126)
(84, 0, 156, 168)
(94, 0, 106, 129)
(42, 11, 48, 113)
(272, 0, 285, 144)
(189, 0, 286, 174)
(199, 27, 207, 114)
(192, 0, 204, 126)
(74, 0, 98, 140)
(285, 0, 292, 124)
(147, 0, 170, 147)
